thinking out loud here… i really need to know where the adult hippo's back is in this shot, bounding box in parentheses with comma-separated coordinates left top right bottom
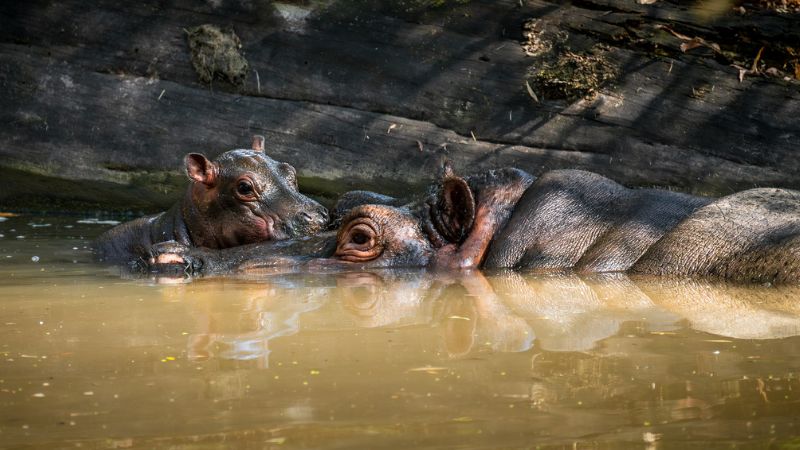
(482, 170, 800, 283)
(631, 188, 800, 283)
(483, 170, 712, 271)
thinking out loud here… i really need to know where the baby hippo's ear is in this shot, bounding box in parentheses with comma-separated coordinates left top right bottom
(185, 153, 218, 186)
(251, 135, 265, 152)
(431, 172, 476, 244)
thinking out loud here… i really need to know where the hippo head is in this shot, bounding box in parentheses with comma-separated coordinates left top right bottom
(327, 203, 436, 268)
(183, 135, 329, 248)
(315, 166, 532, 270)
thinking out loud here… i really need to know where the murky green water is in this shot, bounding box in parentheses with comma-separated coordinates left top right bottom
(1, 215, 800, 449)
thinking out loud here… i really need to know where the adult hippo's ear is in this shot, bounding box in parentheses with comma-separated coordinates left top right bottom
(185, 153, 219, 187)
(431, 173, 476, 244)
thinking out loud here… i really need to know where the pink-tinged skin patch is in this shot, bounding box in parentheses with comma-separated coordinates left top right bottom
(155, 253, 186, 265)
(256, 215, 274, 241)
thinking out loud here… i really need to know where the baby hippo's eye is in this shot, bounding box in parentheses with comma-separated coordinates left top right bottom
(238, 181, 253, 195)
(236, 179, 257, 200)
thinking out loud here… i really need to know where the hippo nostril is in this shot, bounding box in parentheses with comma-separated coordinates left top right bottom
(297, 211, 314, 224)
(292, 207, 328, 233)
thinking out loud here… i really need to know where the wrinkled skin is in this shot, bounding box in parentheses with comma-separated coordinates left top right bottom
(148, 168, 800, 284)
(329, 190, 403, 228)
(95, 137, 328, 265)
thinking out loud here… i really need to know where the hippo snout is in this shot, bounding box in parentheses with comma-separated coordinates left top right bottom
(291, 205, 329, 235)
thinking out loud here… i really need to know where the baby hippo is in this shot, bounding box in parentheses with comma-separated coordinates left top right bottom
(95, 136, 328, 265)
(148, 165, 800, 284)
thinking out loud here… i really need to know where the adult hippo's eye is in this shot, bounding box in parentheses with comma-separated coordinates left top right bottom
(335, 219, 382, 263)
(351, 230, 369, 245)
(235, 179, 257, 200)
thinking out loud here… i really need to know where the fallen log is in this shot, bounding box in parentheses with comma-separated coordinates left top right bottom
(0, 0, 798, 211)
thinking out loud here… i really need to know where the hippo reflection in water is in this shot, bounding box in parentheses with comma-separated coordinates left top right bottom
(155, 270, 800, 367)
(150, 165, 800, 284)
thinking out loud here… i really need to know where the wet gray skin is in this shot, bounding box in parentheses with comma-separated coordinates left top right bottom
(148, 167, 800, 284)
(95, 136, 329, 266)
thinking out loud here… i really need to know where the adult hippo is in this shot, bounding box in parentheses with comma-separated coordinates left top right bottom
(148, 165, 800, 283)
(95, 135, 329, 265)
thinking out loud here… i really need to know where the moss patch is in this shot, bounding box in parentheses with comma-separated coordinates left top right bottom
(0, 167, 183, 215)
(527, 47, 619, 101)
(185, 24, 249, 86)
(522, 20, 619, 101)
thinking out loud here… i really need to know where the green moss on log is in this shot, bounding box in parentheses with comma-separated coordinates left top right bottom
(185, 24, 249, 86)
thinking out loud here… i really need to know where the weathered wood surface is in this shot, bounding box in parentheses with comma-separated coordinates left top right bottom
(1, 0, 798, 211)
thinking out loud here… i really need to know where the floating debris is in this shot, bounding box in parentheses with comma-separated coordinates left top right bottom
(407, 366, 448, 374)
(643, 432, 662, 443)
(77, 219, 121, 226)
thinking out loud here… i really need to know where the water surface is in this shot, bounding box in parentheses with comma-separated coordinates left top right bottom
(1, 215, 800, 449)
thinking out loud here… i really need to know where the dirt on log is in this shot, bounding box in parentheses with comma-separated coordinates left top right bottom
(0, 0, 798, 213)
